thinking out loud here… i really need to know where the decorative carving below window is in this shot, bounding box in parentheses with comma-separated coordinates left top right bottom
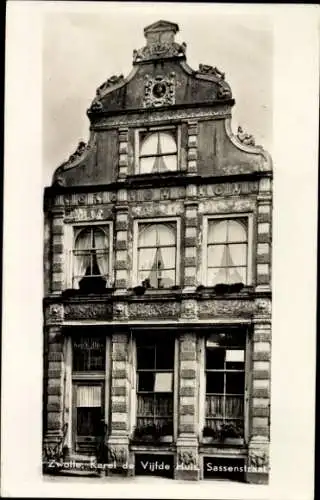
(64, 303, 113, 321)
(143, 74, 176, 108)
(46, 304, 64, 324)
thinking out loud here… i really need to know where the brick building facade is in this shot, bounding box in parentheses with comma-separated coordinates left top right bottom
(43, 20, 272, 483)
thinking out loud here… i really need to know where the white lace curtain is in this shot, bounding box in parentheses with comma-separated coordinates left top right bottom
(73, 227, 109, 288)
(138, 223, 176, 288)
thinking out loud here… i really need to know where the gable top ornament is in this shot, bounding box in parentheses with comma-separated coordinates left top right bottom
(133, 19, 187, 63)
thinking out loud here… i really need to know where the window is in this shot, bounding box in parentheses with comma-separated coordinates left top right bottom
(135, 336, 174, 437)
(136, 222, 178, 289)
(206, 218, 248, 286)
(72, 335, 106, 454)
(72, 225, 110, 289)
(205, 332, 246, 441)
(138, 129, 178, 174)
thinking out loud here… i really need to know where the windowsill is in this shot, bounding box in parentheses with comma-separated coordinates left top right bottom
(61, 288, 115, 298)
(196, 285, 254, 296)
(201, 437, 244, 446)
(131, 436, 173, 445)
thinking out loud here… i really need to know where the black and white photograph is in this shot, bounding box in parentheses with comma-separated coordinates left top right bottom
(2, 2, 318, 499)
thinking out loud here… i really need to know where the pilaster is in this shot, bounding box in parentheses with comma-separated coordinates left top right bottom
(108, 332, 130, 475)
(43, 323, 68, 465)
(256, 179, 272, 292)
(118, 127, 129, 180)
(183, 199, 199, 291)
(51, 208, 65, 294)
(175, 332, 200, 480)
(114, 201, 129, 292)
(246, 316, 271, 484)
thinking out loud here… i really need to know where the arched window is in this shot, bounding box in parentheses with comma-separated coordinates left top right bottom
(207, 219, 248, 286)
(137, 223, 177, 288)
(73, 226, 109, 289)
(139, 130, 177, 174)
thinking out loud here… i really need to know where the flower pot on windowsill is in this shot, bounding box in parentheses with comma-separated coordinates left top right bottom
(133, 285, 146, 296)
(79, 276, 107, 293)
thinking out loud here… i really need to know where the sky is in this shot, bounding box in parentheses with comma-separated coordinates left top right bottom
(42, 4, 273, 186)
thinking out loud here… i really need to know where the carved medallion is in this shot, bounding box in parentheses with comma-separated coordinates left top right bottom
(143, 73, 176, 108)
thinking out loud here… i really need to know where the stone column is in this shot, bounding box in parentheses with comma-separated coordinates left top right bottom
(51, 208, 65, 294)
(108, 331, 131, 476)
(114, 199, 129, 293)
(256, 179, 272, 292)
(183, 196, 199, 291)
(43, 304, 68, 466)
(175, 331, 200, 481)
(247, 309, 271, 484)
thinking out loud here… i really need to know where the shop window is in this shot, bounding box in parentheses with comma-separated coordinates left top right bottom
(204, 332, 246, 442)
(135, 337, 174, 439)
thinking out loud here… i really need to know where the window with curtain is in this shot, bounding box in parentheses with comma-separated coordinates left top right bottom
(139, 130, 177, 174)
(205, 332, 246, 441)
(72, 226, 109, 289)
(137, 222, 177, 288)
(136, 336, 174, 437)
(207, 218, 248, 286)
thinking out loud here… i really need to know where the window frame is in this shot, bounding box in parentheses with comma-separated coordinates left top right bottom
(132, 217, 181, 288)
(199, 330, 251, 444)
(134, 335, 177, 439)
(134, 125, 181, 175)
(201, 214, 253, 287)
(67, 334, 111, 455)
(65, 221, 113, 290)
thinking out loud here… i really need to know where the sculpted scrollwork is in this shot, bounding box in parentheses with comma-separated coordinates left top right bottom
(64, 303, 112, 321)
(133, 41, 186, 63)
(59, 141, 88, 169)
(198, 64, 225, 80)
(143, 73, 176, 108)
(199, 300, 254, 318)
(129, 302, 180, 319)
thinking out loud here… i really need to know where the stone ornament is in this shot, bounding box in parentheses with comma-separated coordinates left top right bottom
(143, 73, 176, 108)
(198, 64, 225, 80)
(59, 141, 89, 169)
(133, 42, 186, 63)
(199, 300, 254, 317)
(46, 304, 64, 323)
(255, 299, 272, 315)
(237, 126, 257, 146)
(181, 300, 198, 319)
(129, 302, 180, 319)
(178, 450, 198, 467)
(64, 303, 113, 321)
(108, 447, 127, 468)
(113, 303, 128, 319)
(89, 75, 125, 113)
(249, 449, 269, 468)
